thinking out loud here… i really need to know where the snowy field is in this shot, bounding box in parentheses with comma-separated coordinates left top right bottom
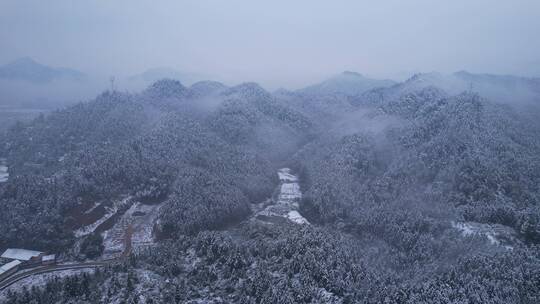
(0, 158, 8, 183)
(277, 168, 298, 182)
(130, 203, 163, 249)
(279, 183, 302, 204)
(286, 210, 309, 225)
(254, 168, 309, 225)
(452, 221, 520, 250)
(102, 201, 163, 258)
(74, 196, 132, 238)
(72, 193, 161, 259)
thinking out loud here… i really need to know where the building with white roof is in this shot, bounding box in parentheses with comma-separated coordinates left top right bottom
(0, 260, 21, 273)
(0, 260, 22, 281)
(1, 248, 44, 261)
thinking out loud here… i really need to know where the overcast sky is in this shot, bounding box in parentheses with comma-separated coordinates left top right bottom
(1, 0, 540, 89)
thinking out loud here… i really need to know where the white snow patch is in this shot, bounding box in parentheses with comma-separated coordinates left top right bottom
(279, 183, 302, 202)
(131, 203, 162, 248)
(452, 221, 519, 249)
(83, 201, 102, 215)
(287, 211, 310, 224)
(102, 201, 163, 258)
(254, 168, 309, 225)
(278, 168, 298, 182)
(451, 222, 475, 236)
(75, 196, 132, 238)
(0, 158, 8, 183)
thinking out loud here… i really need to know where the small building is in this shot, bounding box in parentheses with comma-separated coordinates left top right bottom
(41, 254, 56, 266)
(0, 260, 22, 281)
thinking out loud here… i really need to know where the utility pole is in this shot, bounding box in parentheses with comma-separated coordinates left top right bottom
(110, 76, 116, 92)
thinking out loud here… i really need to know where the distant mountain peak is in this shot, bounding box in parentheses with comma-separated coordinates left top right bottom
(454, 70, 472, 76)
(11, 56, 38, 65)
(395, 70, 540, 104)
(226, 82, 266, 94)
(405, 72, 443, 83)
(234, 82, 264, 91)
(341, 71, 364, 77)
(298, 72, 396, 96)
(0, 57, 85, 83)
(190, 80, 226, 90)
(190, 81, 227, 97)
(143, 78, 189, 99)
(220, 82, 273, 102)
(129, 67, 206, 86)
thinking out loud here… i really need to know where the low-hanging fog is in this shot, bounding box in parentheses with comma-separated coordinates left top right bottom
(1, 1, 540, 303)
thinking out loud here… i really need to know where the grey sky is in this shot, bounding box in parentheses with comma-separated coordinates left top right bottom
(1, 0, 540, 89)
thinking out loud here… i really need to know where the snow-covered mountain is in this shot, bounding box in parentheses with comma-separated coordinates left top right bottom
(452, 71, 540, 103)
(297, 71, 396, 96)
(2, 74, 540, 303)
(142, 78, 191, 100)
(367, 71, 540, 104)
(189, 81, 228, 98)
(128, 67, 205, 86)
(0, 58, 102, 108)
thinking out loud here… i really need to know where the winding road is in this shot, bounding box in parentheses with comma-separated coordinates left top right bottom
(0, 261, 114, 291)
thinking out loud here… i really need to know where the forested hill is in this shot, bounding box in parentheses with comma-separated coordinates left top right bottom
(0, 79, 311, 251)
(2, 76, 540, 303)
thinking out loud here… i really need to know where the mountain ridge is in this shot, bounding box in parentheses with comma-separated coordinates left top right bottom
(0, 57, 86, 83)
(297, 71, 396, 96)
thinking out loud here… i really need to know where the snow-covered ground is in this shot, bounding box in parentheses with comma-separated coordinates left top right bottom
(287, 210, 310, 225)
(279, 183, 302, 204)
(277, 168, 298, 182)
(102, 201, 163, 258)
(130, 203, 163, 249)
(0, 158, 8, 183)
(254, 168, 309, 225)
(74, 196, 132, 238)
(452, 221, 520, 250)
(72, 193, 161, 258)
(0, 269, 95, 300)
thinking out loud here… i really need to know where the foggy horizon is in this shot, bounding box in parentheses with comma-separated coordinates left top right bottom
(2, 0, 540, 89)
